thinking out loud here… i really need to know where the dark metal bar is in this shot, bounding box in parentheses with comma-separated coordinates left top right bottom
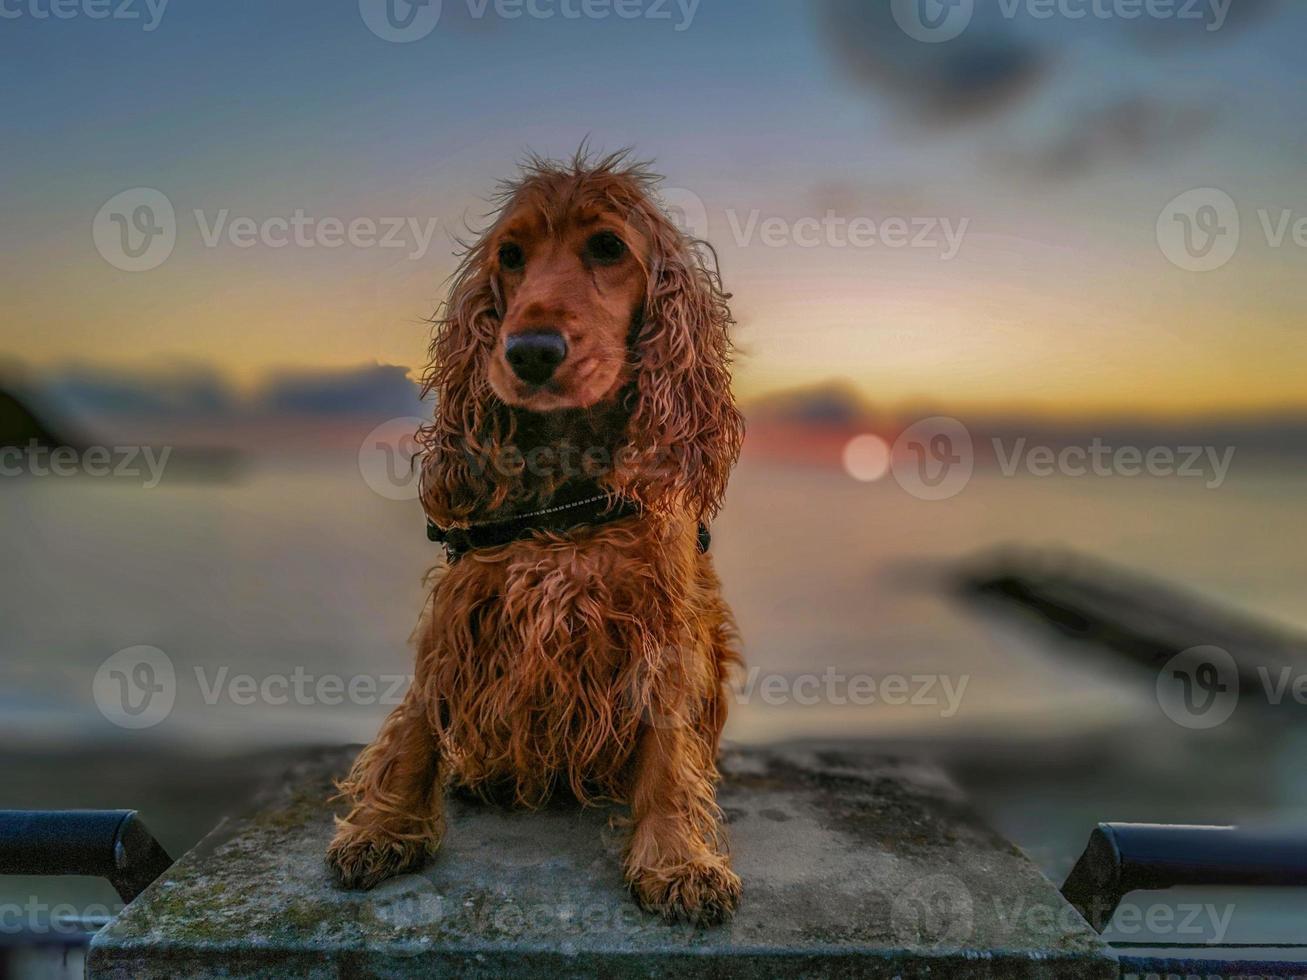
(1062, 822, 1307, 932)
(0, 810, 174, 904)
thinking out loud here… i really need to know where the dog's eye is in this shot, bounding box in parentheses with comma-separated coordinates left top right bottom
(585, 231, 627, 265)
(498, 243, 525, 271)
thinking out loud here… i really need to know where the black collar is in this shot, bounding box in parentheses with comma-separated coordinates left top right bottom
(426, 489, 710, 564)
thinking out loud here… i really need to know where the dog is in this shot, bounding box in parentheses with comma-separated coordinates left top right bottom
(326, 150, 745, 925)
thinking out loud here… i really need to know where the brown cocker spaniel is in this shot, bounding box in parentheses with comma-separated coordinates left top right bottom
(327, 150, 745, 925)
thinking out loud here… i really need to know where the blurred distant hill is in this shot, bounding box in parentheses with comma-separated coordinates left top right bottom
(749, 380, 1307, 457)
(8, 364, 1307, 461)
(36, 363, 428, 423)
(0, 386, 78, 449)
(259, 365, 426, 418)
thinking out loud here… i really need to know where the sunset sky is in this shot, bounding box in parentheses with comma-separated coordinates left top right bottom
(3, 0, 1304, 416)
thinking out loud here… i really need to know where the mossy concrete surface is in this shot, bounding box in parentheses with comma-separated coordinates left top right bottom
(87, 744, 1114, 978)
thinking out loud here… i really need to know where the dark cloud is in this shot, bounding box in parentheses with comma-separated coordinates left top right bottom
(818, 0, 1046, 122)
(816, 0, 1282, 179)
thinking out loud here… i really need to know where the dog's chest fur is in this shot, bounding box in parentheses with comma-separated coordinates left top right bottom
(421, 522, 698, 806)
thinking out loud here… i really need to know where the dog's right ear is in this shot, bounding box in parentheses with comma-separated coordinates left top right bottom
(417, 240, 514, 526)
(610, 196, 744, 521)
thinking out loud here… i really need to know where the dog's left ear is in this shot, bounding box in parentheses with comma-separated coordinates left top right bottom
(417, 237, 515, 526)
(616, 221, 745, 520)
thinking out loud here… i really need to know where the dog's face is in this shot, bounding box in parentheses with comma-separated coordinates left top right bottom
(487, 200, 650, 413)
(421, 155, 744, 523)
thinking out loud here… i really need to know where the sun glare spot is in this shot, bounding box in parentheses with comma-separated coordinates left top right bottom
(842, 434, 891, 483)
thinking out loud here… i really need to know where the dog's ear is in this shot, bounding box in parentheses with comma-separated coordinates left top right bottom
(417, 242, 515, 525)
(615, 206, 745, 520)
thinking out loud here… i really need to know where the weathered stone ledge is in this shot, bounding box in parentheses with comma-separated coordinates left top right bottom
(88, 744, 1113, 979)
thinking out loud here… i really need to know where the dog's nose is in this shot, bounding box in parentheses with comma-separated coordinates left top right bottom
(505, 330, 568, 385)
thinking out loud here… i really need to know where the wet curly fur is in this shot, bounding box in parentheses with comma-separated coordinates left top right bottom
(327, 150, 745, 925)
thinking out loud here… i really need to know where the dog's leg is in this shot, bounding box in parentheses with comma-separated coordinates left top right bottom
(623, 711, 740, 925)
(327, 687, 445, 890)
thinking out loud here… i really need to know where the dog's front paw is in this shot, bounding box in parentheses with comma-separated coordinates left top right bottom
(327, 825, 441, 891)
(628, 856, 741, 926)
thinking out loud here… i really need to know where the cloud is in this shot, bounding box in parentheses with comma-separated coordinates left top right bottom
(818, 0, 1046, 123)
(816, 0, 1286, 179)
